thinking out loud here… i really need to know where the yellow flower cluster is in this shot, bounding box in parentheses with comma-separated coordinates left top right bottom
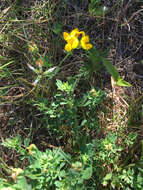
(27, 144, 36, 155)
(11, 168, 23, 181)
(28, 42, 38, 53)
(63, 28, 92, 52)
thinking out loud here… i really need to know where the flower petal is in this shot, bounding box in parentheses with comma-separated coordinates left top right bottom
(84, 43, 93, 50)
(81, 35, 92, 50)
(81, 36, 87, 49)
(83, 35, 89, 42)
(63, 32, 70, 41)
(79, 31, 85, 37)
(70, 28, 80, 37)
(71, 37, 79, 49)
(65, 43, 72, 52)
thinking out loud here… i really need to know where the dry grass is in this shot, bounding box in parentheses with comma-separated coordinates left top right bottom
(0, 0, 143, 170)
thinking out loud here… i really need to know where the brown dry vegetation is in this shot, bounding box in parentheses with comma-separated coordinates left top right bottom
(0, 0, 143, 177)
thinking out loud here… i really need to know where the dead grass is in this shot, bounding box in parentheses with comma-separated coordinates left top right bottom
(0, 0, 143, 170)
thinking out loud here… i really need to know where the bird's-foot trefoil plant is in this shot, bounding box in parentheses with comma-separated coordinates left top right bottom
(63, 28, 131, 87)
(25, 28, 130, 94)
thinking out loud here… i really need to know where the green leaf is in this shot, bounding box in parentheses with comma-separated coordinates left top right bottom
(2, 135, 22, 150)
(102, 58, 120, 81)
(102, 58, 131, 87)
(14, 177, 29, 190)
(116, 78, 131, 87)
(24, 138, 30, 147)
(82, 166, 92, 179)
(53, 22, 62, 35)
(55, 181, 61, 187)
(56, 79, 73, 92)
(56, 79, 63, 90)
(87, 48, 104, 72)
(103, 172, 112, 181)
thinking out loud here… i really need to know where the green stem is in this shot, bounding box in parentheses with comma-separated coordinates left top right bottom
(59, 52, 71, 67)
(54, 52, 71, 76)
(0, 157, 11, 174)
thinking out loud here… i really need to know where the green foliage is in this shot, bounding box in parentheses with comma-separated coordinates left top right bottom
(88, 48, 131, 87)
(33, 78, 106, 147)
(0, 1, 141, 190)
(2, 136, 23, 154)
(53, 22, 63, 35)
(56, 79, 73, 93)
(1, 133, 142, 190)
(89, 0, 108, 16)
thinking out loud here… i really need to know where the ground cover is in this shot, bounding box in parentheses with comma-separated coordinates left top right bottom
(0, 0, 143, 189)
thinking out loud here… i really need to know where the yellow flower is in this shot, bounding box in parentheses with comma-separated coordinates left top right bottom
(27, 144, 36, 155)
(63, 28, 92, 52)
(81, 35, 92, 50)
(105, 143, 113, 151)
(28, 42, 38, 53)
(63, 28, 80, 52)
(11, 168, 23, 181)
(63, 28, 80, 41)
(64, 36, 79, 52)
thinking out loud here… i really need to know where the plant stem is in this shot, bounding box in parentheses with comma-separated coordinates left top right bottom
(54, 52, 71, 76)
